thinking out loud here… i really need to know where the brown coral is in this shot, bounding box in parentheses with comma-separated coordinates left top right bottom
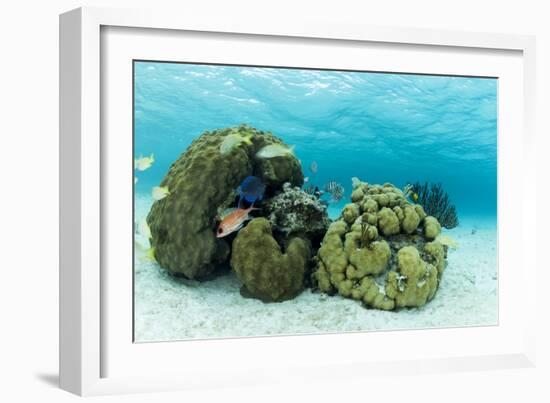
(312, 179, 447, 310)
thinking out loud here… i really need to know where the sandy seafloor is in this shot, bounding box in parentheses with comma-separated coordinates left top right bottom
(134, 193, 498, 342)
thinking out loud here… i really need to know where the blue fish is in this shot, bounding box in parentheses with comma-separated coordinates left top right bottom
(237, 176, 265, 207)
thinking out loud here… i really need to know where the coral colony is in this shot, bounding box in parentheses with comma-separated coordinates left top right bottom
(140, 125, 459, 308)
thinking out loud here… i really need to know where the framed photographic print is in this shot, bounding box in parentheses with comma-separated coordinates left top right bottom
(60, 6, 537, 396)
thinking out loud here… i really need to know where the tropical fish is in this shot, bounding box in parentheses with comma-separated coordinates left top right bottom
(309, 161, 318, 174)
(134, 240, 156, 262)
(304, 177, 309, 183)
(138, 218, 152, 240)
(220, 133, 252, 155)
(323, 180, 345, 203)
(255, 144, 295, 159)
(237, 176, 265, 206)
(304, 185, 323, 199)
(216, 206, 257, 238)
(152, 186, 170, 201)
(436, 234, 459, 250)
(134, 154, 155, 171)
(403, 184, 418, 203)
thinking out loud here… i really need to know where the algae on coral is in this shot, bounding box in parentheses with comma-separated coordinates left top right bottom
(262, 182, 330, 249)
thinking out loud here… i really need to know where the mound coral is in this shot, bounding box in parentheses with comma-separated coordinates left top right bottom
(231, 218, 311, 302)
(262, 182, 330, 248)
(146, 125, 303, 279)
(312, 179, 448, 310)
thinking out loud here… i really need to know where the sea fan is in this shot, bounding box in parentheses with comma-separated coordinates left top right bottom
(411, 182, 459, 229)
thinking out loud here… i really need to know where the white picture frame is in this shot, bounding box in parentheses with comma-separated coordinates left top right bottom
(59, 6, 537, 396)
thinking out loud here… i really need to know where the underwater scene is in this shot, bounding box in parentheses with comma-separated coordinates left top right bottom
(133, 61, 498, 342)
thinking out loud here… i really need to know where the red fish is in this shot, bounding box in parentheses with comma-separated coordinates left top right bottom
(216, 206, 257, 238)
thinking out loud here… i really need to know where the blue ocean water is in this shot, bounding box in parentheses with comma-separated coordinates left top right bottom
(134, 61, 497, 220)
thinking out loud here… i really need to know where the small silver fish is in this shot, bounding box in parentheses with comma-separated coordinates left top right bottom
(255, 144, 295, 159)
(152, 186, 170, 201)
(309, 161, 318, 174)
(220, 134, 252, 155)
(134, 154, 155, 171)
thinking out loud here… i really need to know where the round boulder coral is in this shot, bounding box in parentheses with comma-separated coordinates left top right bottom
(377, 207, 400, 236)
(385, 246, 438, 308)
(231, 218, 311, 302)
(312, 179, 449, 311)
(146, 125, 303, 279)
(424, 216, 442, 240)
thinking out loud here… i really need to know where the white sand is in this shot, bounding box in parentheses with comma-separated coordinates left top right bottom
(134, 194, 497, 342)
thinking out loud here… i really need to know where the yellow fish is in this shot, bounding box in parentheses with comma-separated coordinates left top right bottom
(134, 240, 156, 262)
(152, 186, 170, 201)
(436, 234, 459, 250)
(412, 193, 419, 202)
(220, 134, 253, 155)
(255, 144, 295, 159)
(134, 154, 155, 171)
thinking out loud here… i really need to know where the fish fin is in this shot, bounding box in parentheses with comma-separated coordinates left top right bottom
(219, 208, 238, 219)
(146, 247, 156, 261)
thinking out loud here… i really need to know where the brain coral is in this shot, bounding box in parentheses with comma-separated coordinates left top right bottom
(312, 179, 447, 310)
(146, 125, 303, 279)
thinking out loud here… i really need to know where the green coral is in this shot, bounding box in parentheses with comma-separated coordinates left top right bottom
(312, 179, 447, 310)
(146, 125, 303, 279)
(423, 240, 446, 277)
(230, 218, 310, 302)
(377, 207, 400, 236)
(424, 216, 442, 240)
(350, 188, 365, 202)
(401, 205, 421, 234)
(385, 246, 438, 308)
(342, 203, 360, 225)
